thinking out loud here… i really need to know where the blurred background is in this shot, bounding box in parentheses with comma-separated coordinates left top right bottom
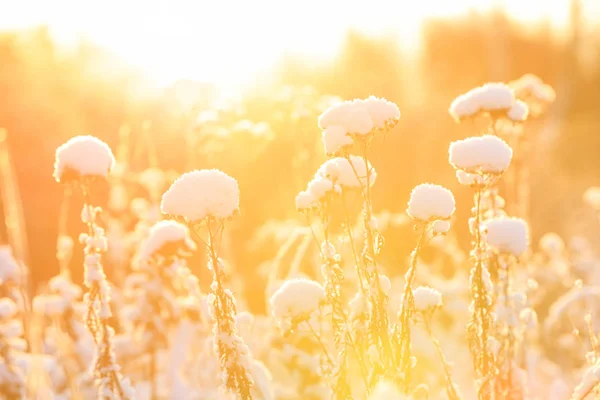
(1, 0, 599, 310)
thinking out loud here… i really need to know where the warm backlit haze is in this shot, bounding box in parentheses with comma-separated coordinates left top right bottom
(2, 0, 591, 86)
(3, 0, 600, 399)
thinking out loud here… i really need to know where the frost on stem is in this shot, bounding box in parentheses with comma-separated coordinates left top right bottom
(161, 169, 254, 399)
(54, 135, 132, 399)
(0, 296, 25, 398)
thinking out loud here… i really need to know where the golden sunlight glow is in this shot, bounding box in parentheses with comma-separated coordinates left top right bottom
(2, 0, 576, 86)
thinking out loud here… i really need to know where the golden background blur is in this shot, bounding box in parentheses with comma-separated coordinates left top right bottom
(1, 0, 599, 313)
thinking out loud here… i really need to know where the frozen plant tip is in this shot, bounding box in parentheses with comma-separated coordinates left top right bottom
(407, 183, 455, 222)
(449, 83, 516, 121)
(317, 156, 376, 190)
(485, 217, 529, 257)
(161, 169, 239, 222)
(53, 135, 115, 183)
(270, 278, 325, 321)
(449, 135, 513, 174)
(138, 220, 196, 262)
(413, 286, 443, 312)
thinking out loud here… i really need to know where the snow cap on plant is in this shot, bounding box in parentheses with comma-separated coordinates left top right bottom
(413, 286, 443, 312)
(449, 135, 512, 174)
(507, 100, 529, 122)
(317, 156, 376, 189)
(322, 125, 353, 156)
(53, 135, 115, 183)
(407, 183, 455, 222)
(485, 217, 529, 257)
(270, 278, 325, 320)
(449, 83, 516, 121)
(138, 220, 196, 261)
(161, 169, 239, 223)
(319, 96, 399, 134)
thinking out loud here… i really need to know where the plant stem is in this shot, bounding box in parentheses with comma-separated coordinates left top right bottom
(424, 318, 462, 400)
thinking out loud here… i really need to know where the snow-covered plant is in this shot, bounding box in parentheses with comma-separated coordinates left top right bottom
(161, 169, 254, 399)
(120, 219, 197, 398)
(0, 292, 25, 397)
(509, 74, 556, 118)
(54, 135, 133, 399)
(397, 183, 455, 390)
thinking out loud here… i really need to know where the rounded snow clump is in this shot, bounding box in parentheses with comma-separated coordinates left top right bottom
(322, 125, 353, 156)
(0, 246, 19, 285)
(369, 381, 409, 400)
(361, 96, 401, 129)
(307, 176, 335, 201)
(270, 278, 325, 319)
(139, 220, 196, 261)
(509, 74, 555, 116)
(318, 100, 374, 135)
(449, 83, 516, 121)
(0, 297, 18, 319)
(485, 217, 529, 257)
(432, 220, 451, 234)
(584, 187, 600, 210)
(54, 135, 115, 183)
(407, 183, 455, 222)
(413, 286, 443, 312)
(449, 135, 513, 174)
(456, 170, 485, 186)
(318, 97, 400, 142)
(317, 156, 376, 189)
(507, 100, 529, 122)
(161, 169, 239, 222)
(295, 191, 315, 211)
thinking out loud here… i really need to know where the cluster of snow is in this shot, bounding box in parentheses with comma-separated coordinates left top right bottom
(296, 156, 376, 210)
(161, 169, 240, 222)
(319, 96, 400, 154)
(368, 380, 410, 400)
(318, 156, 376, 189)
(270, 278, 325, 319)
(456, 170, 485, 186)
(407, 183, 455, 222)
(485, 217, 529, 256)
(449, 135, 513, 174)
(510, 74, 556, 104)
(322, 126, 353, 156)
(449, 83, 517, 121)
(413, 286, 443, 312)
(0, 297, 18, 319)
(0, 246, 19, 285)
(53, 135, 115, 183)
(584, 186, 600, 210)
(432, 220, 451, 234)
(507, 100, 529, 122)
(138, 220, 196, 261)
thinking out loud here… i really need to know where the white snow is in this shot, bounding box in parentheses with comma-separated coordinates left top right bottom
(322, 125, 353, 156)
(270, 278, 325, 319)
(413, 286, 443, 312)
(507, 100, 529, 122)
(161, 169, 240, 222)
(317, 156, 376, 189)
(295, 191, 315, 211)
(139, 220, 196, 261)
(449, 83, 516, 121)
(449, 135, 513, 173)
(0, 246, 19, 285)
(407, 183, 455, 222)
(485, 217, 529, 256)
(53, 135, 115, 182)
